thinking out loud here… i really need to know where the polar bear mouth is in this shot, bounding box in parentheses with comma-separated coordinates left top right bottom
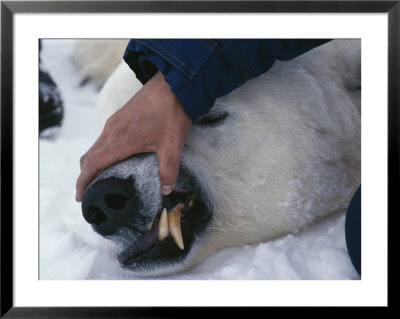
(117, 190, 198, 265)
(113, 189, 211, 271)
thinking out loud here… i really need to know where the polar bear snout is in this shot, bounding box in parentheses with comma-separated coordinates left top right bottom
(81, 176, 141, 236)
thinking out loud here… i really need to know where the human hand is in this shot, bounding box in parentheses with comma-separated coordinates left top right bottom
(75, 71, 192, 202)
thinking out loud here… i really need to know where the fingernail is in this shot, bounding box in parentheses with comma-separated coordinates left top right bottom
(75, 193, 80, 202)
(161, 184, 174, 196)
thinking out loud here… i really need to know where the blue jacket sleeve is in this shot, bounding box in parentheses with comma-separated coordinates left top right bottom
(123, 39, 331, 121)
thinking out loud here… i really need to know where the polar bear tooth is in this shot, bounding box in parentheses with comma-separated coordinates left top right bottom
(158, 208, 169, 242)
(168, 205, 184, 250)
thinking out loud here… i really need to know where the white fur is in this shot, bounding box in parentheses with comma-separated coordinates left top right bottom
(70, 39, 129, 86)
(93, 40, 361, 272)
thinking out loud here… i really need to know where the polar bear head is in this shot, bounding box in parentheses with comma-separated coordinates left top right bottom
(81, 40, 361, 277)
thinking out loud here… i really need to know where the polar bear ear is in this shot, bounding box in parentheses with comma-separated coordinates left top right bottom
(194, 110, 229, 126)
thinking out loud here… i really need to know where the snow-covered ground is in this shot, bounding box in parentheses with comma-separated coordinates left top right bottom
(39, 39, 360, 280)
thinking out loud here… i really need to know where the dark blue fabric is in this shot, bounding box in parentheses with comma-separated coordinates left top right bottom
(345, 185, 361, 276)
(123, 39, 331, 120)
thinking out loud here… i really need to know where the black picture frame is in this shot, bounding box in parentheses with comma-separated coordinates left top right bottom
(1, 1, 396, 317)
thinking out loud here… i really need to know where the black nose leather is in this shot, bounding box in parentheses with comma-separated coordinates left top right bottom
(81, 176, 137, 236)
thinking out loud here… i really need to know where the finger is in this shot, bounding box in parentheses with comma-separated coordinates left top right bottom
(80, 130, 111, 170)
(157, 141, 183, 196)
(79, 111, 128, 169)
(76, 154, 104, 202)
(75, 143, 135, 202)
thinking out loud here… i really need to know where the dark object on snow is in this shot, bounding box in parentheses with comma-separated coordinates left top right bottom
(39, 40, 64, 133)
(345, 185, 361, 276)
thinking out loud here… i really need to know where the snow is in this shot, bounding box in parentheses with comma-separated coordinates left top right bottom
(39, 40, 360, 280)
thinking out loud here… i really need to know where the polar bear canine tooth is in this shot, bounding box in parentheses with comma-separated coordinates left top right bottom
(158, 208, 169, 242)
(168, 204, 184, 250)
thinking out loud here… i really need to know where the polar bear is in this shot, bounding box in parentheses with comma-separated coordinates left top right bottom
(80, 39, 361, 277)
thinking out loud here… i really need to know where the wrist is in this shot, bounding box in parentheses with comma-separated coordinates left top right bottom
(151, 72, 192, 124)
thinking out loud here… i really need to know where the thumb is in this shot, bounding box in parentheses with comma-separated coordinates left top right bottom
(157, 142, 182, 196)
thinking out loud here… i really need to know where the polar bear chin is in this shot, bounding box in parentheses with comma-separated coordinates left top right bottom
(82, 39, 361, 276)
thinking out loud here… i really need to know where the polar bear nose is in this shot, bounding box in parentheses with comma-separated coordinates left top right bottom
(81, 176, 138, 236)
